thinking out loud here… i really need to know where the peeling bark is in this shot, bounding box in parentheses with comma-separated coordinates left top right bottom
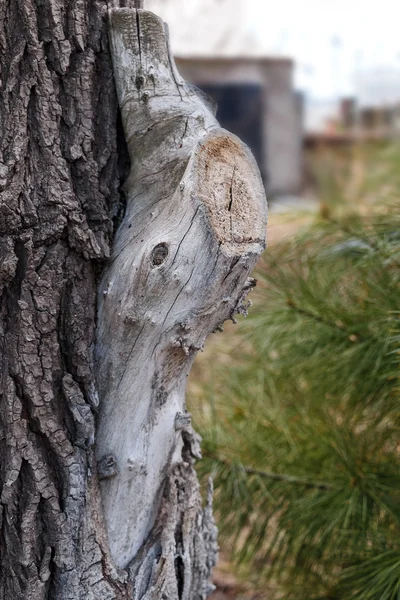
(0, 2, 267, 599)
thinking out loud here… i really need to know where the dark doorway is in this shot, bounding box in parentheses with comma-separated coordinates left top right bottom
(198, 83, 266, 183)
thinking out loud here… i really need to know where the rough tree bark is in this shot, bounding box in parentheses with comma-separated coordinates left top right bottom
(0, 1, 267, 599)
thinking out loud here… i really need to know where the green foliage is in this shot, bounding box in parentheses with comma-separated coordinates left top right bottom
(190, 145, 400, 599)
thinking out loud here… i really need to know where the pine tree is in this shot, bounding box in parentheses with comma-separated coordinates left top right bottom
(190, 144, 400, 600)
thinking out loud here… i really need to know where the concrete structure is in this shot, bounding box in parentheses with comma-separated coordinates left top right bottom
(146, 0, 303, 196)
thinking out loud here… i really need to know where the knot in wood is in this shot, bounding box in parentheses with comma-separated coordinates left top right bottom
(135, 74, 145, 90)
(150, 243, 168, 267)
(98, 454, 118, 480)
(175, 412, 192, 431)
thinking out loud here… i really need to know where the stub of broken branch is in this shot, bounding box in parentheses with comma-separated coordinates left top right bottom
(95, 6, 267, 595)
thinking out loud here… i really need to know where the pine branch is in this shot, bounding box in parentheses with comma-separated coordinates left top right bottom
(286, 300, 362, 342)
(328, 217, 378, 251)
(206, 454, 335, 491)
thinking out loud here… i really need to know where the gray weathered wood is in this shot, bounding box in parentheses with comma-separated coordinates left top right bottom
(95, 7, 267, 594)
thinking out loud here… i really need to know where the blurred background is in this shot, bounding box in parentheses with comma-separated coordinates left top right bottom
(146, 2, 400, 599)
(148, 0, 400, 201)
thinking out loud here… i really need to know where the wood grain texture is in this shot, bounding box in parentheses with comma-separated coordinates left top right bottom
(95, 9, 267, 596)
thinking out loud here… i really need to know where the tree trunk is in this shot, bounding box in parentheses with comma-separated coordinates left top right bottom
(0, 0, 127, 597)
(0, 1, 267, 599)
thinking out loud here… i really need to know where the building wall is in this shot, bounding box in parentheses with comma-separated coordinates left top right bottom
(262, 63, 303, 196)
